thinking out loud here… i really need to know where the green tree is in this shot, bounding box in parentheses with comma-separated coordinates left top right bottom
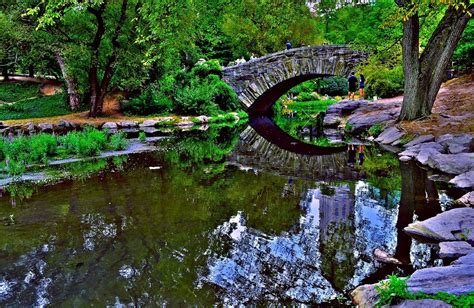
(397, 0, 473, 120)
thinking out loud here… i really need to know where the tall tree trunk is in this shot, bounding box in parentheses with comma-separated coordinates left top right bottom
(56, 53, 80, 111)
(399, 4, 473, 121)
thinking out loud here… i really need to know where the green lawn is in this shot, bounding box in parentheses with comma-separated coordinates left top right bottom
(285, 99, 336, 113)
(0, 82, 73, 120)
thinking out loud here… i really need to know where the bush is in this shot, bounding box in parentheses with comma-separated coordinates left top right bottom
(122, 84, 173, 116)
(315, 76, 348, 96)
(368, 124, 384, 137)
(59, 128, 108, 157)
(110, 131, 128, 150)
(359, 57, 404, 98)
(190, 59, 222, 78)
(175, 75, 239, 115)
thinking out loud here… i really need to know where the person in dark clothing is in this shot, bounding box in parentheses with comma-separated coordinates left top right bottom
(359, 74, 365, 99)
(286, 40, 292, 50)
(348, 72, 358, 100)
(347, 144, 356, 165)
(358, 145, 365, 165)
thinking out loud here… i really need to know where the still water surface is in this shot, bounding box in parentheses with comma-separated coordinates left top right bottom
(0, 124, 461, 305)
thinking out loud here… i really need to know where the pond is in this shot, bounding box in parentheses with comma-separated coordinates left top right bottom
(0, 123, 464, 306)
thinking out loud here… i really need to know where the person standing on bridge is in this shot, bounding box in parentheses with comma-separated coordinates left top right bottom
(286, 40, 292, 50)
(347, 72, 358, 100)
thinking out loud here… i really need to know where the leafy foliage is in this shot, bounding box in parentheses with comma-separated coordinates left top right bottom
(0, 128, 128, 176)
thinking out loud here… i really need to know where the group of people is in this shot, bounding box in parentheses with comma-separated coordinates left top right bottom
(347, 144, 364, 166)
(347, 72, 365, 100)
(235, 53, 257, 66)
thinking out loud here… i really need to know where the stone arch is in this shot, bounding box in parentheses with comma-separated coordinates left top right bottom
(223, 45, 367, 114)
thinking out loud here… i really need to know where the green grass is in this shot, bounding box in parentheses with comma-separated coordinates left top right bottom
(0, 82, 74, 120)
(0, 82, 40, 102)
(0, 128, 128, 177)
(285, 99, 336, 113)
(368, 124, 384, 137)
(376, 275, 474, 307)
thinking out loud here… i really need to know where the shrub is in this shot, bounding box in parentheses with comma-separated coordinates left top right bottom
(368, 124, 384, 137)
(315, 76, 348, 96)
(59, 128, 108, 157)
(138, 131, 146, 142)
(110, 131, 128, 150)
(190, 59, 223, 78)
(122, 84, 173, 116)
(359, 57, 404, 98)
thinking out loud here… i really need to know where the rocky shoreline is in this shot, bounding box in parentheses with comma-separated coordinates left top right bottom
(0, 112, 245, 137)
(323, 99, 474, 307)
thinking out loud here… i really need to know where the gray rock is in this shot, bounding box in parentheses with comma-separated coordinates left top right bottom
(346, 113, 396, 134)
(452, 251, 474, 265)
(176, 121, 194, 127)
(102, 122, 118, 130)
(416, 148, 441, 165)
(399, 156, 412, 162)
(350, 283, 380, 308)
(118, 121, 139, 128)
(141, 120, 158, 127)
(404, 207, 474, 242)
(38, 123, 54, 132)
(374, 248, 402, 264)
(323, 114, 342, 127)
(392, 299, 452, 308)
(426, 153, 474, 175)
(399, 142, 444, 158)
(404, 135, 435, 148)
(436, 133, 474, 154)
(454, 192, 474, 207)
(449, 171, 474, 188)
(407, 252, 474, 295)
(140, 127, 159, 135)
(58, 119, 74, 129)
(439, 241, 473, 258)
(375, 126, 405, 145)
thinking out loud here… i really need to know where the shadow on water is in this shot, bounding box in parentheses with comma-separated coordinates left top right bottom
(249, 115, 346, 155)
(0, 124, 465, 305)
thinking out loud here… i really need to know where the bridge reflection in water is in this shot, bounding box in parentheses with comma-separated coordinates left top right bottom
(226, 119, 352, 181)
(202, 123, 453, 304)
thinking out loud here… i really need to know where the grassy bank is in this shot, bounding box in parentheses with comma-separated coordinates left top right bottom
(0, 128, 128, 176)
(0, 82, 73, 120)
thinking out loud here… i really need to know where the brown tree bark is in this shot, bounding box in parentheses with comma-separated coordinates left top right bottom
(398, 3, 473, 121)
(56, 52, 80, 111)
(88, 0, 129, 117)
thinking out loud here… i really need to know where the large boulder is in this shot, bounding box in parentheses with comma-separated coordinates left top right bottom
(392, 300, 452, 308)
(425, 153, 474, 175)
(38, 123, 54, 132)
(407, 252, 474, 295)
(325, 100, 368, 117)
(449, 171, 474, 189)
(118, 121, 139, 128)
(436, 134, 474, 154)
(102, 122, 118, 130)
(453, 192, 474, 207)
(404, 207, 474, 242)
(403, 135, 435, 148)
(350, 283, 380, 308)
(141, 120, 158, 127)
(375, 126, 405, 145)
(346, 113, 396, 134)
(439, 241, 474, 259)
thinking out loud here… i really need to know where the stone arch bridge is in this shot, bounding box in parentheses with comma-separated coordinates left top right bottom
(223, 45, 367, 114)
